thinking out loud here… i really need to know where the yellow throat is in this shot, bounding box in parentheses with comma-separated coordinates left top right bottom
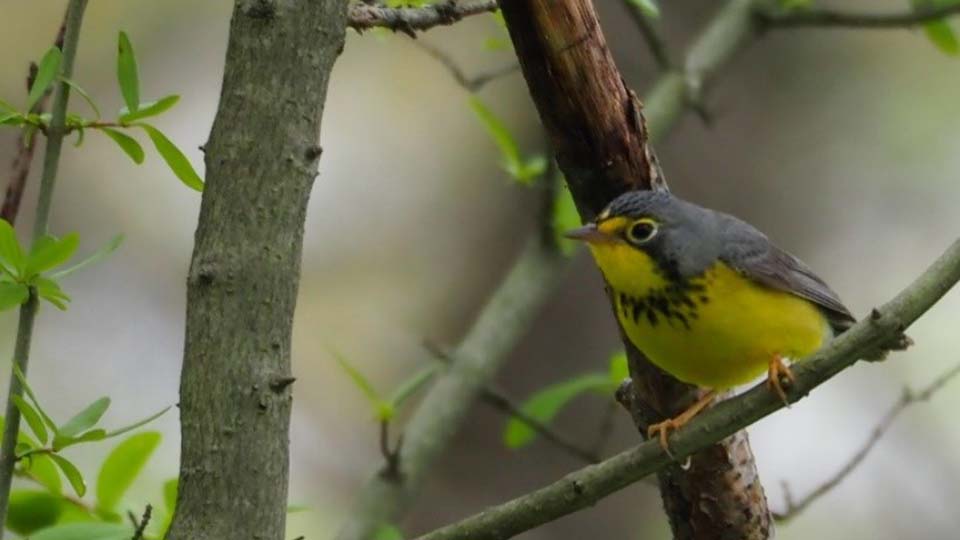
(587, 223, 832, 390)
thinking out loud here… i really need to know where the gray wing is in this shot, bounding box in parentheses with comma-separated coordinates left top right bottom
(718, 218, 856, 333)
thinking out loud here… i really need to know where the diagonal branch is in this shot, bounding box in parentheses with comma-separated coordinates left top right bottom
(414, 237, 960, 540)
(775, 360, 960, 522)
(349, 0, 499, 36)
(756, 3, 960, 30)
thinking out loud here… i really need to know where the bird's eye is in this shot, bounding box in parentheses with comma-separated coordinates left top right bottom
(626, 219, 658, 244)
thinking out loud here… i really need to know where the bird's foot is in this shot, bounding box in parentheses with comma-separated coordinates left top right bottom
(767, 355, 796, 406)
(647, 390, 717, 457)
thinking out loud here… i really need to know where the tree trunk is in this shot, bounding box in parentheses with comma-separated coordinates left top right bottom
(166, 2, 346, 539)
(498, 1, 773, 538)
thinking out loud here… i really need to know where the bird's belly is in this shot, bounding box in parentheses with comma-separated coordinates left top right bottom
(616, 264, 832, 389)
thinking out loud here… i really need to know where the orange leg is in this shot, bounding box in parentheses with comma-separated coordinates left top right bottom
(647, 390, 717, 455)
(767, 354, 796, 406)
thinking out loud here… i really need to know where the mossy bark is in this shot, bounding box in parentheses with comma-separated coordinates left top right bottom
(165, 2, 346, 538)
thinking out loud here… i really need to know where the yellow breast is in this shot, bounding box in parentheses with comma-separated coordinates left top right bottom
(589, 242, 832, 389)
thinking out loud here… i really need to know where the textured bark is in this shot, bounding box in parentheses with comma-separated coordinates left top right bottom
(498, 2, 772, 538)
(165, 2, 346, 539)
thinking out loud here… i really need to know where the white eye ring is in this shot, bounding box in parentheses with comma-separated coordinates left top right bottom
(626, 219, 658, 244)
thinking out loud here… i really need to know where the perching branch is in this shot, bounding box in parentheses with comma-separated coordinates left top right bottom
(775, 361, 960, 522)
(414, 237, 960, 540)
(0, 1, 88, 535)
(756, 3, 960, 30)
(349, 0, 498, 36)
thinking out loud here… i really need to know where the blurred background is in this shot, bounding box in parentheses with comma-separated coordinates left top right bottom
(2, 0, 959, 538)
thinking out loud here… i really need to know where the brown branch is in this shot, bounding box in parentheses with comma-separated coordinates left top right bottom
(756, 3, 960, 30)
(1, 10, 68, 224)
(498, 0, 770, 537)
(775, 361, 960, 522)
(349, 0, 499, 36)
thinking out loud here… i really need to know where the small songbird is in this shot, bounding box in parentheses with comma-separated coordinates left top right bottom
(565, 190, 858, 450)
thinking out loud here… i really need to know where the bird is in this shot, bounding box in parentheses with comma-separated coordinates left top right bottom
(565, 189, 861, 451)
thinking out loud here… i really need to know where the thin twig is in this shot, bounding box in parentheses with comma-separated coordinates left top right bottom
(1, 10, 68, 224)
(774, 361, 960, 522)
(379, 419, 402, 479)
(131, 504, 152, 540)
(623, 1, 671, 70)
(413, 237, 960, 540)
(756, 3, 960, 30)
(349, 0, 499, 36)
(413, 40, 519, 93)
(0, 2, 89, 535)
(423, 340, 601, 464)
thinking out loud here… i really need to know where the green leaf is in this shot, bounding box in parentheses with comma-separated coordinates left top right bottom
(0, 218, 26, 276)
(102, 405, 170, 439)
(116, 32, 140, 113)
(627, 0, 660, 18)
(14, 365, 58, 432)
(26, 233, 80, 277)
(35, 276, 71, 310)
(49, 454, 86, 497)
(0, 112, 25, 126)
(54, 428, 106, 451)
(96, 432, 161, 513)
(49, 235, 124, 280)
(0, 282, 29, 311)
(58, 397, 110, 439)
(163, 478, 177, 514)
(6, 490, 63, 535)
(26, 47, 62, 112)
(923, 19, 960, 55)
(332, 350, 383, 408)
(608, 351, 629, 384)
(138, 124, 204, 191)
(503, 373, 611, 449)
(387, 364, 438, 409)
(25, 454, 63, 495)
(0, 97, 17, 112)
(100, 128, 145, 164)
(27, 522, 132, 540)
(119, 95, 180, 123)
(375, 523, 405, 540)
(552, 187, 581, 256)
(12, 395, 48, 444)
(60, 77, 101, 119)
(468, 96, 525, 181)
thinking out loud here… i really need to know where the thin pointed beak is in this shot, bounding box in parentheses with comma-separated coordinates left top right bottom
(563, 223, 612, 244)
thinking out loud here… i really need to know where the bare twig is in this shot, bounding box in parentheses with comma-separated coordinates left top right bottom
(1, 10, 68, 224)
(414, 40, 519, 93)
(756, 3, 960, 30)
(349, 0, 499, 36)
(624, 1, 671, 70)
(775, 361, 960, 522)
(131, 504, 152, 540)
(379, 419, 403, 479)
(414, 237, 960, 540)
(423, 339, 601, 464)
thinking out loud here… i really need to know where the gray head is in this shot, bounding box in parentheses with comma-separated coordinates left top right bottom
(566, 190, 759, 279)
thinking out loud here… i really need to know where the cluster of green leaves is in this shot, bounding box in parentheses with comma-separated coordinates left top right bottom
(5, 370, 172, 539)
(334, 349, 438, 423)
(0, 31, 204, 192)
(502, 352, 628, 449)
(0, 219, 122, 312)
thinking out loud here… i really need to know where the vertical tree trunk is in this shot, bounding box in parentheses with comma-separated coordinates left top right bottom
(498, 1, 773, 538)
(166, 2, 346, 539)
